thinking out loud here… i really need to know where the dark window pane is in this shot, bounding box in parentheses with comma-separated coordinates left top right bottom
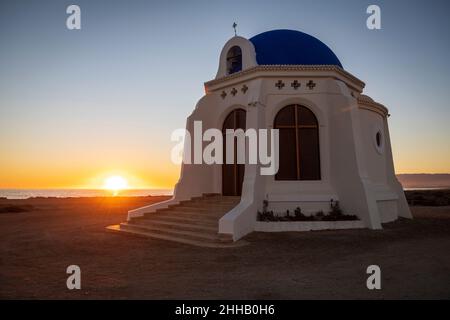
(274, 105, 295, 126)
(299, 128, 320, 180)
(236, 109, 246, 129)
(223, 112, 234, 130)
(297, 106, 318, 126)
(274, 105, 320, 181)
(275, 128, 298, 180)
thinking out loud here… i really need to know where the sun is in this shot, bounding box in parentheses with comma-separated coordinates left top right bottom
(103, 175, 128, 195)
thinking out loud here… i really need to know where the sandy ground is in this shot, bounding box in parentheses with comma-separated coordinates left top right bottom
(0, 197, 449, 299)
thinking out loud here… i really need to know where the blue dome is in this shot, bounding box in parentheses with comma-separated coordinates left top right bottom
(249, 29, 343, 68)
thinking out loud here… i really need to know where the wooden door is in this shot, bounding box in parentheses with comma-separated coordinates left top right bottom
(222, 109, 246, 196)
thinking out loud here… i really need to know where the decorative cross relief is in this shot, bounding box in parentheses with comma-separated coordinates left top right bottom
(231, 88, 238, 96)
(241, 84, 248, 94)
(291, 80, 301, 90)
(275, 80, 285, 90)
(306, 80, 316, 90)
(221, 91, 227, 99)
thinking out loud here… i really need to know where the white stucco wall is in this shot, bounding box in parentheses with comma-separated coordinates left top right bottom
(358, 109, 387, 184)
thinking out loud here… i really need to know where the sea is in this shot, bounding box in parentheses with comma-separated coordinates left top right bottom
(0, 187, 446, 200)
(0, 189, 173, 199)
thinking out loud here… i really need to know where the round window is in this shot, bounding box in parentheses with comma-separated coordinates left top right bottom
(376, 131, 382, 147)
(373, 128, 384, 154)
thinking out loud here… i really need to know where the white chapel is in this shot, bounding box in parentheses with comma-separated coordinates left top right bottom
(118, 29, 412, 246)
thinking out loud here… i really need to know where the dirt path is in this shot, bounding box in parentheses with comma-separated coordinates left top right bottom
(0, 198, 449, 299)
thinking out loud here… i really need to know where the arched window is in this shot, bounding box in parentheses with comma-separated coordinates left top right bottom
(274, 105, 320, 180)
(226, 46, 242, 74)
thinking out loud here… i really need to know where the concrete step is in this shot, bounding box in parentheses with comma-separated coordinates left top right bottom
(174, 203, 238, 210)
(162, 205, 235, 213)
(179, 196, 239, 203)
(120, 222, 218, 241)
(132, 218, 218, 233)
(174, 200, 239, 207)
(137, 214, 218, 227)
(198, 193, 222, 198)
(108, 194, 244, 248)
(146, 210, 222, 220)
(187, 194, 223, 201)
(186, 197, 240, 202)
(177, 201, 238, 208)
(109, 223, 239, 248)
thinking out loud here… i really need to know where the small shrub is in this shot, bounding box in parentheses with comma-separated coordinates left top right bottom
(257, 211, 263, 221)
(263, 199, 269, 212)
(290, 207, 314, 221)
(315, 210, 325, 221)
(257, 201, 359, 222)
(267, 211, 276, 221)
(330, 200, 343, 216)
(257, 199, 275, 221)
(258, 209, 276, 222)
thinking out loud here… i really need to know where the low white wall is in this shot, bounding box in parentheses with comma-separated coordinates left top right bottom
(127, 197, 179, 220)
(254, 220, 365, 232)
(219, 198, 258, 241)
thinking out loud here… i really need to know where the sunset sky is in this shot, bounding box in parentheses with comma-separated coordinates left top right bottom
(1, 0, 449, 189)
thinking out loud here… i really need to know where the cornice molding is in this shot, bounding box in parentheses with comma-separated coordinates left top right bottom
(357, 95, 389, 117)
(205, 65, 365, 91)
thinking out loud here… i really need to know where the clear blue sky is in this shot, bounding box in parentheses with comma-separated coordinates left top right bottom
(1, 0, 449, 188)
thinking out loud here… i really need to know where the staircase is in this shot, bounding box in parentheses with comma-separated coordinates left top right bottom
(107, 194, 245, 248)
